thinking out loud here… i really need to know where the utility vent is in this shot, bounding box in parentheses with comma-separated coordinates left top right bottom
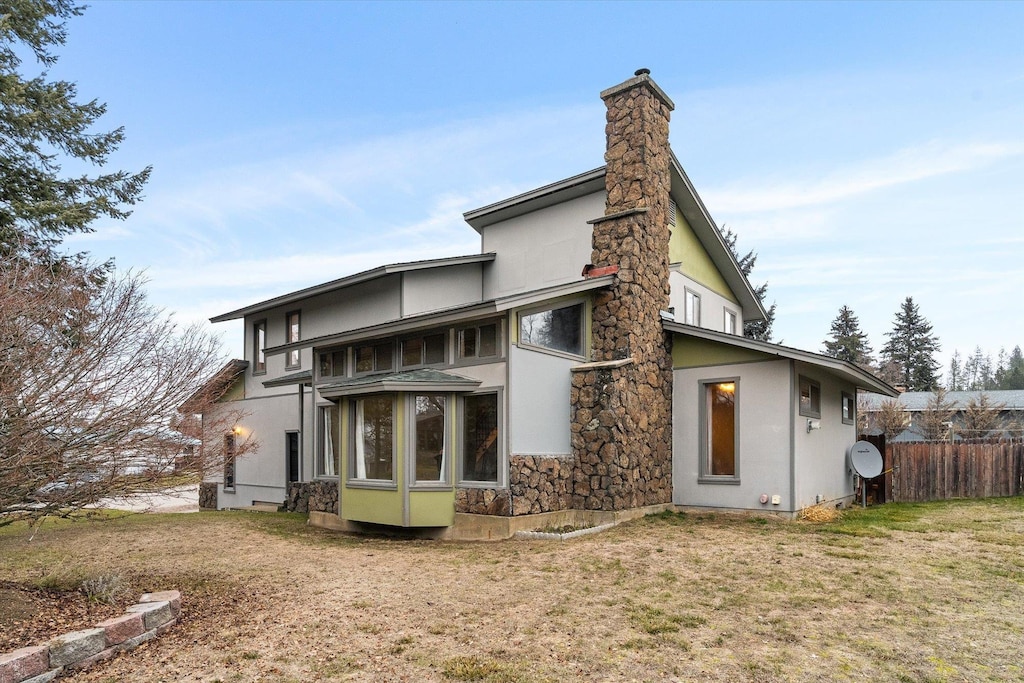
(668, 199, 677, 226)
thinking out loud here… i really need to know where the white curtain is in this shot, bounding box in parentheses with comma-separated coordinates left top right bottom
(322, 408, 336, 477)
(354, 400, 367, 479)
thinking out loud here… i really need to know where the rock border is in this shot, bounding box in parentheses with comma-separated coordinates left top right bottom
(0, 590, 180, 683)
(514, 522, 616, 541)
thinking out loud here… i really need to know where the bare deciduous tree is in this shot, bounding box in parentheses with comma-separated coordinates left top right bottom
(869, 398, 910, 441)
(0, 262, 255, 527)
(960, 393, 1006, 439)
(916, 387, 957, 441)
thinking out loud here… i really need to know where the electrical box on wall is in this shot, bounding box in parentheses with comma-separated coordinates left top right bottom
(771, 494, 781, 505)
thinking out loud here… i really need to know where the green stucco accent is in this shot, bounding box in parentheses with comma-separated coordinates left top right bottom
(409, 490, 455, 526)
(672, 335, 771, 369)
(669, 208, 738, 303)
(221, 375, 245, 401)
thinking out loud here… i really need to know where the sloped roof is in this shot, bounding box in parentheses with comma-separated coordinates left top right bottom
(209, 253, 496, 323)
(318, 368, 481, 398)
(262, 369, 313, 388)
(666, 321, 898, 396)
(860, 390, 1024, 412)
(179, 359, 248, 412)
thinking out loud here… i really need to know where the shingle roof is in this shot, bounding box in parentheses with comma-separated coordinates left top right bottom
(860, 390, 1024, 412)
(317, 368, 482, 398)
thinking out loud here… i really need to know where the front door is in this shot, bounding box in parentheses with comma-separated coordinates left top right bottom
(286, 432, 300, 483)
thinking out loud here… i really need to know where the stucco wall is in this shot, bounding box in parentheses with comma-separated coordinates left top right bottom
(481, 191, 603, 299)
(673, 359, 793, 512)
(668, 270, 742, 334)
(508, 345, 575, 456)
(401, 263, 483, 317)
(791, 362, 858, 509)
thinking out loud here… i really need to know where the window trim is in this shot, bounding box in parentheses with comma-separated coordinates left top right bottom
(252, 319, 267, 375)
(841, 392, 856, 425)
(457, 388, 504, 488)
(400, 330, 448, 370)
(223, 433, 237, 491)
(799, 376, 822, 419)
(456, 320, 502, 363)
(684, 289, 702, 327)
(408, 393, 452, 490)
(347, 394, 398, 489)
(352, 339, 396, 375)
(724, 309, 737, 336)
(318, 348, 347, 380)
(516, 299, 586, 360)
(285, 310, 301, 370)
(698, 378, 740, 485)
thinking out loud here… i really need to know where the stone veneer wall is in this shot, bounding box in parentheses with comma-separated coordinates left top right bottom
(509, 455, 574, 515)
(198, 482, 218, 510)
(569, 70, 675, 511)
(283, 481, 339, 514)
(455, 488, 511, 516)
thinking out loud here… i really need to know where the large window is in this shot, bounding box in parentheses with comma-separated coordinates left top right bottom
(403, 333, 446, 368)
(799, 376, 821, 418)
(703, 381, 737, 479)
(462, 392, 499, 483)
(223, 434, 236, 491)
(286, 311, 301, 369)
(458, 323, 498, 360)
(252, 320, 266, 374)
(519, 303, 584, 357)
(353, 396, 394, 481)
(318, 405, 339, 477)
(685, 290, 701, 326)
(354, 341, 394, 374)
(413, 394, 447, 482)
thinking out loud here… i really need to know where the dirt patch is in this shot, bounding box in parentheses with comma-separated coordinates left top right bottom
(1, 502, 1022, 682)
(0, 580, 126, 652)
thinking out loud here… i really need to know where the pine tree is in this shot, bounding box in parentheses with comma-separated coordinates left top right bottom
(1000, 346, 1024, 390)
(1, 0, 150, 268)
(947, 350, 964, 391)
(823, 305, 874, 367)
(722, 227, 776, 341)
(880, 297, 941, 391)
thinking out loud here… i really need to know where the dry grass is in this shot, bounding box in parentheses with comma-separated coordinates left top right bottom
(1, 499, 1022, 682)
(797, 504, 842, 523)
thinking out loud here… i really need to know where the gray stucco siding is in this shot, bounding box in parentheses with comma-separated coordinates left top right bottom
(673, 359, 793, 512)
(508, 345, 575, 456)
(481, 192, 602, 300)
(401, 263, 483, 317)
(668, 271, 743, 334)
(791, 363, 858, 510)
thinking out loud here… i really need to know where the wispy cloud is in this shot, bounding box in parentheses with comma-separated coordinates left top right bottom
(704, 140, 1024, 214)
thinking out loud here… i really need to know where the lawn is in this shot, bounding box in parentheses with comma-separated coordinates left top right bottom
(1, 498, 1022, 682)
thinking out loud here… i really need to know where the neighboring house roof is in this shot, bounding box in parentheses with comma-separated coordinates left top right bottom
(262, 370, 313, 388)
(665, 320, 898, 396)
(860, 390, 1024, 412)
(209, 253, 497, 323)
(179, 359, 249, 412)
(264, 274, 616, 356)
(463, 155, 765, 323)
(318, 368, 481, 398)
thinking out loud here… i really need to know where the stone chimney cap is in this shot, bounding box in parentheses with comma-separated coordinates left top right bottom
(600, 70, 675, 110)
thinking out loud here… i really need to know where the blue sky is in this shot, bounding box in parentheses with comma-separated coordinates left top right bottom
(53, 1, 1024, 374)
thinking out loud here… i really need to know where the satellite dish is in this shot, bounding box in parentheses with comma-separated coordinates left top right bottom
(848, 441, 883, 479)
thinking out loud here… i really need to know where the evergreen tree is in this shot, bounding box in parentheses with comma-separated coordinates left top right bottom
(722, 227, 776, 342)
(947, 350, 964, 391)
(880, 297, 941, 391)
(1000, 346, 1024, 390)
(823, 305, 874, 367)
(1, 0, 150, 268)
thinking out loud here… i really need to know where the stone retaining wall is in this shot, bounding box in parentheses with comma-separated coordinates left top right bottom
(283, 480, 339, 514)
(198, 482, 218, 510)
(0, 591, 180, 683)
(455, 488, 510, 516)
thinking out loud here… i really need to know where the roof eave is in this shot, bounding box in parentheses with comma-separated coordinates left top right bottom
(463, 167, 607, 232)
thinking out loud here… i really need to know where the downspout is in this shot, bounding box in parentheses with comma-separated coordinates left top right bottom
(298, 382, 304, 483)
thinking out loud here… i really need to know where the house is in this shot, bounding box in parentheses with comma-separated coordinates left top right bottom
(199, 70, 896, 538)
(860, 390, 1024, 441)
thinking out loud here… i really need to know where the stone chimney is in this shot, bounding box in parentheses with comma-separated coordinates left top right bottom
(570, 70, 675, 512)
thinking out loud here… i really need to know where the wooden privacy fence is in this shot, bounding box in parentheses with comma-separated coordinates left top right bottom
(887, 439, 1024, 502)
